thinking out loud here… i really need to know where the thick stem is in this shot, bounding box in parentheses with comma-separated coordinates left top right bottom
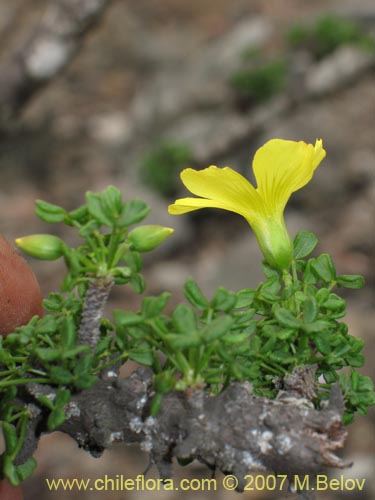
(77, 276, 113, 349)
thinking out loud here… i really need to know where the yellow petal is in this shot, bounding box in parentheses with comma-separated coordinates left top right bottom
(171, 166, 262, 219)
(253, 138, 326, 215)
(168, 197, 238, 215)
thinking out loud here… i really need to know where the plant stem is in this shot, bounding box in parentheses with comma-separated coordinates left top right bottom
(77, 275, 114, 349)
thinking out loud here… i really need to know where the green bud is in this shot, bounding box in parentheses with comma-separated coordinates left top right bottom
(15, 234, 65, 260)
(128, 225, 174, 252)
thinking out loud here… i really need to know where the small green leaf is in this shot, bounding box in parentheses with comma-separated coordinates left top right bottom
(293, 231, 318, 259)
(222, 332, 251, 344)
(35, 348, 60, 362)
(123, 251, 143, 272)
(211, 287, 237, 312)
(86, 192, 113, 226)
(35, 315, 58, 335)
(74, 374, 97, 390)
(129, 274, 146, 294)
(67, 204, 88, 224)
(2, 422, 18, 452)
(78, 219, 100, 237)
(336, 274, 365, 289)
(36, 395, 55, 410)
(15, 458, 37, 482)
(55, 388, 71, 406)
(302, 320, 331, 334)
(118, 199, 150, 226)
(129, 343, 154, 365)
(47, 408, 66, 430)
(323, 293, 346, 311)
(235, 289, 256, 308)
(49, 366, 73, 384)
(60, 316, 77, 348)
(154, 371, 175, 393)
(35, 199, 66, 223)
(201, 316, 233, 342)
(184, 278, 209, 309)
(345, 353, 365, 368)
(4, 455, 20, 486)
(165, 332, 201, 349)
(141, 292, 170, 318)
(274, 307, 301, 329)
(303, 296, 318, 323)
(101, 185, 122, 220)
(114, 310, 143, 327)
(277, 328, 295, 340)
(311, 254, 336, 282)
(314, 333, 331, 354)
(172, 304, 197, 335)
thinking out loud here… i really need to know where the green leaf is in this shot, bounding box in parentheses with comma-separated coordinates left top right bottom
(101, 185, 122, 221)
(310, 254, 336, 282)
(129, 274, 146, 294)
(235, 289, 256, 308)
(153, 371, 175, 393)
(74, 373, 97, 390)
(211, 287, 237, 312)
(55, 388, 71, 406)
(141, 292, 170, 318)
(184, 278, 209, 309)
(114, 310, 143, 327)
(303, 296, 318, 323)
(78, 219, 100, 237)
(36, 395, 55, 410)
(60, 316, 77, 348)
(15, 458, 37, 482)
(293, 231, 318, 259)
(67, 204, 89, 224)
(323, 293, 346, 312)
(43, 293, 63, 312)
(201, 316, 233, 342)
(336, 274, 365, 289)
(49, 366, 73, 384)
(2, 422, 18, 452)
(222, 332, 251, 344)
(61, 345, 89, 360)
(345, 353, 364, 368)
(118, 199, 150, 226)
(35, 199, 66, 223)
(302, 320, 331, 334)
(172, 304, 197, 335)
(274, 307, 301, 329)
(86, 192, 113, 226)
(123, 251, 143, 272)
(47, 408, 66, 430)
(4, 455, 20, 486)
(165, 332, 201, 349)
(128, 343, 154, 365)
(35, 315, 58, 335)
(314, 333, 331, 354)
(35, 348, 60, 362)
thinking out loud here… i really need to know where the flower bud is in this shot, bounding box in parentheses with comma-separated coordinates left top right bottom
(15, 234, 65, 260)
(128, 225, 174, 252)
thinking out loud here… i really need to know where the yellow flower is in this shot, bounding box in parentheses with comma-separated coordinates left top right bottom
(168, 138, 326, 269)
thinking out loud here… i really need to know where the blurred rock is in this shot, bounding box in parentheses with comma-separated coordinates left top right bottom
(306, 46, 375, 96)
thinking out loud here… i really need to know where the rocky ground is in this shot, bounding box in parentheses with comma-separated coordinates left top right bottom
(0, 1, 374, 499)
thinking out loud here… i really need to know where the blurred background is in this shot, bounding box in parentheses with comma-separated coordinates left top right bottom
(0, 0, 374, 498)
